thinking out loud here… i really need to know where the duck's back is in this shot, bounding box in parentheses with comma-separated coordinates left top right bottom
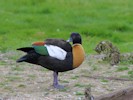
(45, 39, 72, 52)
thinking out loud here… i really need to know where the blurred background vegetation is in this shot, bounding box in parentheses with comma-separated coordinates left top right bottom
(0, 0, 133, 54)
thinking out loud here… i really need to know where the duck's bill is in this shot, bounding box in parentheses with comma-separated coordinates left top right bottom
(66, 38, 72, 42)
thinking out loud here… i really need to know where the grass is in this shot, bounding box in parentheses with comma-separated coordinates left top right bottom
(74, 84, 87, 88)
(40, 67, 49, 72)
(5, 76, 21, 82)
(92, 65, 98, 71)
(0, 0, 133, 53)
(12, 66, 24, 71)
(28, 74, 36, 79)
(71, 75, 80, 80)
(116, 66, 129, 72)
(0, 82, 6, 88)
(18, 84, 26, 88)
(128, 70, 133, 78)
(74, 83, 93, 88)
(75, 91, 84, 96)
(101, 79, 109, 83)
(120, 75, 133, 80)
(60, 80, 69, 83)
(0, 61, 7, 65)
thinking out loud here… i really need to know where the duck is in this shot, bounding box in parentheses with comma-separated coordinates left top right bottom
(16, 33, 85, 89)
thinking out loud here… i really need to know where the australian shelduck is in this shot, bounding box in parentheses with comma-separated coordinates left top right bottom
(16, 33, 85, 89)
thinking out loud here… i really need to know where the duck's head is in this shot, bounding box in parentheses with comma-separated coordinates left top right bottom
(67, 33, 82, 44)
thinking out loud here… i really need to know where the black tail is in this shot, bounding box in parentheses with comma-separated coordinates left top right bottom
(16, 47, 34, 63)
(16, 55, 27, 62)
(17, 47, 34, 53)
(16, 48, 39, 64)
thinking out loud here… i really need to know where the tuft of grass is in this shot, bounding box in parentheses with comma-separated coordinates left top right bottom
(0, 82, 6, 87)
(18, 84, 26, 88)
(4, 86, 13, 92)
(12, 66, 24, 71)
(92, 65, 98, 71)
(0, 61, 7, 65)
(74, 84, 86, 88)
(5, 76, 21, 82)
(71, 75, 80, 80)
(60, 80, 69, 83)
(75, 92, 84, 96)
(59, 88, 68, 92)
(120, 75, 133, 80)
(101, 79, 109, 83)
(116, 66, 129, 72)
(40, 68, 49, 72)
(128, 70, 133, 75)
(128, 70, 133, 78)
(28, 74, 36, 79)
(74, 83, 93, 88)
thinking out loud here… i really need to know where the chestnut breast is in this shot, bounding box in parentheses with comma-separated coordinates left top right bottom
(72, 44, 85, 68)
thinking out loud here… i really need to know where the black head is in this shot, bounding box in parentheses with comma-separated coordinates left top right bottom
(69, 33, 82, 44)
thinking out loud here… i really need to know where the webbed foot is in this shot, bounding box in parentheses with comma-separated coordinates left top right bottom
(53, 84, 64, 89)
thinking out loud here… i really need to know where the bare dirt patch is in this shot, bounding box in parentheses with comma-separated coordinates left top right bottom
(0, 52, 133, 100)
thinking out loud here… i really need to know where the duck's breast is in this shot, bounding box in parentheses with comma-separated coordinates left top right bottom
(72, 44, 85, 68)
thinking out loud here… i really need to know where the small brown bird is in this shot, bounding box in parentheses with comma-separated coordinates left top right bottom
(16, 33, 85, 89)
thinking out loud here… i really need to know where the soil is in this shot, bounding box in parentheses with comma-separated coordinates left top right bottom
(0, 51, 133, 100)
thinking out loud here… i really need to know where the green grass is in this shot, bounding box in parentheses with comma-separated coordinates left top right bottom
(0, 0, 133, 53)
(74, 83, 92, 88)
(71, 75, 80, 80)
(18, 84, 26, 88)
(0, 82, 6, 88)
(28, 74, 36, 80)
(75, 91, 84, 96)
(101, 79, 109, 83)
(120, 75, 133, 80)
(74, 83, 86, 88)
(40, 67, 49, 72)
(5, 76, 21, 82)
(60, 80, 69, 83)
(12, 66, 24, 71)
(0, 61, 7, 65)
(128, 70, 133, 78)
(116, 66, 129, 72)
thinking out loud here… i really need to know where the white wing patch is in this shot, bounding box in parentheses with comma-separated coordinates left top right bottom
(45, 45, 67, 60)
